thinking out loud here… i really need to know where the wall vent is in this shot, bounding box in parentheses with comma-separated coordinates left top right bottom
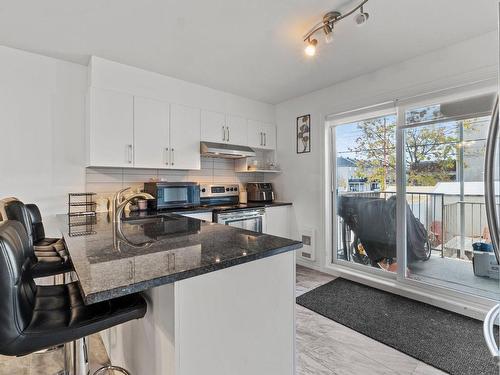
(298, 227, 315, 261)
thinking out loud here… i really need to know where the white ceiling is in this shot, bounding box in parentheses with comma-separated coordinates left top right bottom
(0, 0, 496, 103)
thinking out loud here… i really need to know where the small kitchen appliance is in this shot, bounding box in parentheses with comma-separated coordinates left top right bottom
(144, 182, 200, 210)
(246, 183, 275, 202)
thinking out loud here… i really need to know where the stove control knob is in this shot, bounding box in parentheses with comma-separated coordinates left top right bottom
(201, 188, 206, 193)
(226, 188, 229, 191)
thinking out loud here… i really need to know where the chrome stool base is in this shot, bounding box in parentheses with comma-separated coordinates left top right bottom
(93, 365, 131, 375)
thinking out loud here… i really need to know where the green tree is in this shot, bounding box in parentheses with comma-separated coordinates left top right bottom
(405, 125, 457, 186)
(349, 110, 470, 189)
(350, 116, 396, 190)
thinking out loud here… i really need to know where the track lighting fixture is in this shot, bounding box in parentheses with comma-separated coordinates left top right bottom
(323, 22, 334, 44)
(304, 38, 318, 56)
(354, 5, 370, 26)
(303, 0, 370, 56)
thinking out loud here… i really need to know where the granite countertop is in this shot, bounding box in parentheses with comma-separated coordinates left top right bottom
(171, 201, 293, 214)
(58, 212, 302, 305)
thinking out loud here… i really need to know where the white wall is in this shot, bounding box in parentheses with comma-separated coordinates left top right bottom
(272, 31, 498, 269)
(0, 46, 88, 234)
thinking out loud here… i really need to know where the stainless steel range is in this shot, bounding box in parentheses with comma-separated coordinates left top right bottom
(200, 184, 265, 233)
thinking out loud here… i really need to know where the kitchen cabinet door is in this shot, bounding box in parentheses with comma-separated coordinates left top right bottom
(247, 119, 264, 148)
(260, 122, 276, 150)
(89, 88, 134, 167)
(201, 110, 226, 144)
(225, 114, 248, 146)
(170, 104, 201, 170)
(264, 206, 290, 238)
(134, 96, 170, 169)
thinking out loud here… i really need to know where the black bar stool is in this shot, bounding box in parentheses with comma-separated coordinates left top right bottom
(0, 220, 147, 374)
(26, 203, 69, 260)
(0, 198, 72, 280)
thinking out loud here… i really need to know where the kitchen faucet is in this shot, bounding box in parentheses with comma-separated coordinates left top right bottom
(112, 187, 154, 223)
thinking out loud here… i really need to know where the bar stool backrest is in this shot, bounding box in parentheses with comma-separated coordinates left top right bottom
(0, 198, 35, 250)
(25, 204, 46, 245)
(0, 197, 19, 222)
(0, 220, 36, 355)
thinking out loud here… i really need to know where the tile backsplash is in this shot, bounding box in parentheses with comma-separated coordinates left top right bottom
(86, 157, 265, 211)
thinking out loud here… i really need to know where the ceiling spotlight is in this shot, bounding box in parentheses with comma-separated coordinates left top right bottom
(304, 38, 318, 57)
(354, 6, 369, 26)
(302, 0, 370, 56)
(323, 24, 334, 44)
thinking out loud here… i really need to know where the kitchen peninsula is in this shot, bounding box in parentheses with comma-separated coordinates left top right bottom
(58, 212, 302, 375)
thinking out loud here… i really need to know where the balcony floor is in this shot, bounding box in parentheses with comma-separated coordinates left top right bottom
(409, 255, 499, 300)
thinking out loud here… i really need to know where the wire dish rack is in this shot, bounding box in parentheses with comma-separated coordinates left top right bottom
(68, 193, 97, 236)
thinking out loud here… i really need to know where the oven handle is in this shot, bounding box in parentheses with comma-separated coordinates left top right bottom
(218, 214, 264, 221)
(217, 211, 265, 221)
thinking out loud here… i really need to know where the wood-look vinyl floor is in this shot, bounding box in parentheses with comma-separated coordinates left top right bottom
(0, 265, 447, 374)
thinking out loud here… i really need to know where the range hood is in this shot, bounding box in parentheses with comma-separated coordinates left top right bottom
(200, 142, 256, 159)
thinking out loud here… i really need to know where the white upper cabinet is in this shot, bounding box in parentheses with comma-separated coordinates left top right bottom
(260, 122, 276, 150)
(247, 120, 276, 150)
(133, 96, 170, 169)
(201, 110, 226, 144)
(170, 104, 201, 170)
(201, 110, 248, 146)
(247, 119, 263, 148)
(89, 88, 134, 167)
(225, 114, 248, 146)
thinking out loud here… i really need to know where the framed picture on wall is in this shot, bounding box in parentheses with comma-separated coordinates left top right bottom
(297, 114, 311, 154)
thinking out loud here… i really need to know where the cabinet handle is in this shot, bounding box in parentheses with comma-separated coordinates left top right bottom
(260, 132, 263, 146)
(222, 126, 226, 142)
(264, 133, 266, 146)
(171, 148, 175, 166)
(127, 144, 133, 164)
(227, 126, 230, 142)
(165, 147, 169, 165)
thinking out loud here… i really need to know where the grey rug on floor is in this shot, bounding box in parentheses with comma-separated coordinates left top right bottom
(296, 278, 499, 375)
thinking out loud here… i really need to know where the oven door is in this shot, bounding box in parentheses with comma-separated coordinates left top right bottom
(216, 209, 265, 233)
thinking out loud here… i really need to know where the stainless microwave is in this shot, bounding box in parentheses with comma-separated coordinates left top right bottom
(144, 182, 200, 210)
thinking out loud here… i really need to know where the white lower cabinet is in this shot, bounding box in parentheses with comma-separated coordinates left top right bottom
(264, 206, 291, 238)
(179, 211, 213, 222)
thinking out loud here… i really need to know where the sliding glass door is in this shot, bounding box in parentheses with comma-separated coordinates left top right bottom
(333, 110, 398, 274)
(330, 91, 498, 300)
(401, 94, 498, 300)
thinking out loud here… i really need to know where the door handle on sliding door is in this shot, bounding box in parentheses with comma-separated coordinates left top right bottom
(483, 304, 500, 361)
(484, 95, 499, 263)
